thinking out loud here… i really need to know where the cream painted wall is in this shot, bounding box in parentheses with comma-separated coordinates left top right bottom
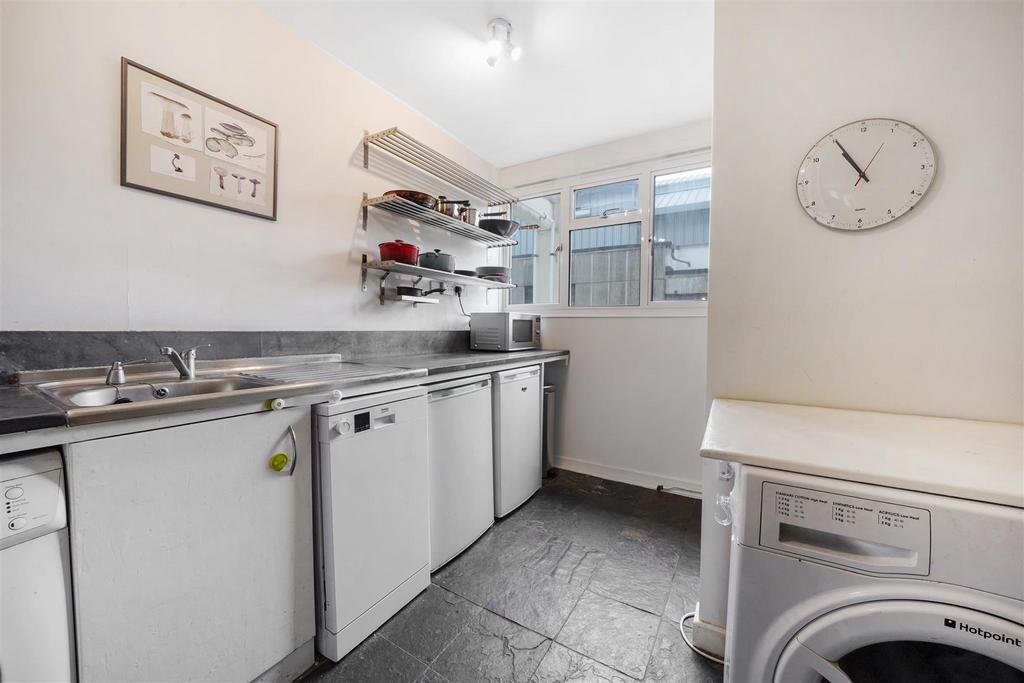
(0, 1, 502, 331)
(707, 0, 1023, 424)
(499, 120, 714, 492)
(542, 316, 708, 492)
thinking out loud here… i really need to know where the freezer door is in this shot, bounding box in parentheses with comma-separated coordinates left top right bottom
(494, 366, 542, 517)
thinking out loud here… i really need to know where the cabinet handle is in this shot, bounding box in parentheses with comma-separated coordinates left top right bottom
(286, 425, 298, 477)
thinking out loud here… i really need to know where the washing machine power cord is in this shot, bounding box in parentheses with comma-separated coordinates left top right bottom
(679, 612, 726, 665)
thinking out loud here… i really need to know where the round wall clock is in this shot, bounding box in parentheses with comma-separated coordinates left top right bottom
(796, 118, 936, 230)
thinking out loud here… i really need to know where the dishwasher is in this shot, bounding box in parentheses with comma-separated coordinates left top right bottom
(427, 375, 494, 571)
(493, 366, 543, 517)
(314, 386, 429, 662)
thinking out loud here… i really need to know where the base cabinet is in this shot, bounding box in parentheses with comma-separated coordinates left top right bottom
(65, 407, 314, 682)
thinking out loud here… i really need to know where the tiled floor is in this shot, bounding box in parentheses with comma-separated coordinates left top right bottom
(306, 470, 723, 682)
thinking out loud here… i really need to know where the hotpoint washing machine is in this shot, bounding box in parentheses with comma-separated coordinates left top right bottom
(723, 464, 1024, 683)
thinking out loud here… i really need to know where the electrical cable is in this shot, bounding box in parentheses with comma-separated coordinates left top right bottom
(679, 612, 725, 665)
(456, 288, 471, 317)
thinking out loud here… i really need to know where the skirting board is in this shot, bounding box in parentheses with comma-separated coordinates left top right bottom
(553, 455, 702, 498)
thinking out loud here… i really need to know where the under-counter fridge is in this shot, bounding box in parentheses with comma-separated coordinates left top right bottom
(428, 376, 494, 571)
(492, 366, 542, 517)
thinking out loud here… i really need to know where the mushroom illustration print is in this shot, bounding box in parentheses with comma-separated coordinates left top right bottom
(179, 113, 193, 144)
(171, 153, 183, 173)
(249, 178, 261, 198)
(230, 172, 246, 195)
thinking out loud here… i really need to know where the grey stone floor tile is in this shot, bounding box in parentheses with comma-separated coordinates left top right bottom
(556, 591, 660, 680)
(530, 642, 637, 682)
(484, 565, 588, 638)
(663, 562, 700, 624)
(310, 634, 427, 683)
(379, 585, 482, 664)
(643, 619, 723, 683)
(418, 668, 450, 682)
(588, 549, 675, 616)
(432, 609, 551, 683)
(524, 536, 607, 586)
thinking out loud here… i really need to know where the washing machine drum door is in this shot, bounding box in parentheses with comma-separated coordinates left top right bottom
(774, 600, 1024, 683)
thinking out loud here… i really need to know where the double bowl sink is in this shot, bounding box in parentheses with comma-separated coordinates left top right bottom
(41, 376, 272, 408)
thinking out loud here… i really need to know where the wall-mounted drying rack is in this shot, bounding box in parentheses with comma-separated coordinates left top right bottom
(361, 255, 516, 306)
(361, 194, 518, 248)
(363, 127, 518, 206)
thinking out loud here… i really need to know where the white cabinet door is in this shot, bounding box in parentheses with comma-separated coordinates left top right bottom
(66, 407, 314, 683)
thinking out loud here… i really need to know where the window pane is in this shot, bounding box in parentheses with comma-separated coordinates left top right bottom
(574, 179, 639, 219)
(651, 168, 710, 301)
(569, 222, 641, 307)
(509, 194, 560, 305)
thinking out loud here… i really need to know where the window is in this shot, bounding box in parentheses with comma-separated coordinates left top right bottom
(509, 194, 561, 305)
(573, 179, 639, 219)
(569, 222, 641, 307)
(651, 168, 710, 301)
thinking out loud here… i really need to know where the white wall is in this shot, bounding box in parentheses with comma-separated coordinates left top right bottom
(500, 120, 714, 492)
(708, 0, 1023, 424)
(0, 1, 502, 331)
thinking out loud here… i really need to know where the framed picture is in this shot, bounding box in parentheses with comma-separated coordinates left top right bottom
(121, 57, 278, 220)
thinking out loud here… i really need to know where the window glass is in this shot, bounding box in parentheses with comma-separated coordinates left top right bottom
(510, 194, 560, 305)
(574, 179, 639, 219)
(569, 222, 641, 307)
(651, 168, 710, 301)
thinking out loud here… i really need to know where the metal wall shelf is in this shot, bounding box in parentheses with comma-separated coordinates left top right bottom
(362, 194, 518, 248)
(363, 127, 518, 206)
(362, 257, 516, 291)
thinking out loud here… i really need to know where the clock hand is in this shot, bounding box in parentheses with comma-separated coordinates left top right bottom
(854, 142, 885, 187)
(834, 138, 870, 183)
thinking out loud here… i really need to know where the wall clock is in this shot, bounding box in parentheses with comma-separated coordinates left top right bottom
(796, 118, 936, 230)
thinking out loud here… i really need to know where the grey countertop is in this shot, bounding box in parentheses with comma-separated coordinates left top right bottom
(0, 386, 66, 435)
(0, 349, 568, 436)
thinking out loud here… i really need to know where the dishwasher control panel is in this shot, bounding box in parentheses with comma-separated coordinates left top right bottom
(1, 449, 66, 549)
(322, 401, 404, 442)
(759, 481, 930, 575)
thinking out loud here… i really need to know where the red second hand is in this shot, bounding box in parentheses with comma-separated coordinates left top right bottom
(855, 142, 885, 187)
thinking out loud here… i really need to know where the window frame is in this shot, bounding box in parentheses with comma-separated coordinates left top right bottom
(507, 191, 563, 306)
(505, 149, 711, 317)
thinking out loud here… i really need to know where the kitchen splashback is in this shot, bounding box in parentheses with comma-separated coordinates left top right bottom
(0, 330, 469, 382)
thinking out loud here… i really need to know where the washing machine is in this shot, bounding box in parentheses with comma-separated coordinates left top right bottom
(724, 464, 1024, 682)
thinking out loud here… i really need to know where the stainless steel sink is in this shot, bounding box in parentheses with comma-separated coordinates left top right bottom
(41, 376, 272, 408)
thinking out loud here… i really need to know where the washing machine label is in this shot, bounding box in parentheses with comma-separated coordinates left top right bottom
(946, 618, 1023, 647)
(759, 482, 931, 575)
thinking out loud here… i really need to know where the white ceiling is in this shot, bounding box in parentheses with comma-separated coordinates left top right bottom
(260, 1, 713, 168)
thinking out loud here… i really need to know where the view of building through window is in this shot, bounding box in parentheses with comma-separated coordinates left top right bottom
(509, 194, 560, 305)
(652, 168, 711, 301)
(569, 222, 641, 307)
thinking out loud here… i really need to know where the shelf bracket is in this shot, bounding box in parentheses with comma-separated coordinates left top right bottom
(378, 272, 390, 305)
(361, 192, 368, 231)
(361, 254, 369, 292)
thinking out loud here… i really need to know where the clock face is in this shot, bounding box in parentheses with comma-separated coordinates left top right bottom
(796, 119, 936, 230)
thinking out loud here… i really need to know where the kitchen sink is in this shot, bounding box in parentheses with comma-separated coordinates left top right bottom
(40, 376, 273, 408)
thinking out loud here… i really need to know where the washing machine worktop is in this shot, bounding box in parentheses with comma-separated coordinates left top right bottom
(701, 399, 1024, 508)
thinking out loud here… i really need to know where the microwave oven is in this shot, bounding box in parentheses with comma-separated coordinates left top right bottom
(470, 313, 541, 351)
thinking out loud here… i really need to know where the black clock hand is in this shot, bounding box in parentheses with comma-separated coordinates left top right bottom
(834, 138, 870, 183)
(855, 142, 884, 187)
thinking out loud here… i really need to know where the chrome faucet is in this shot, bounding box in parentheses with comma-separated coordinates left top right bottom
(159, 345, 209, 380)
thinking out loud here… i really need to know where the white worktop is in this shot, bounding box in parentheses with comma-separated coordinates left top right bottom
(701, 399, 1024, 508)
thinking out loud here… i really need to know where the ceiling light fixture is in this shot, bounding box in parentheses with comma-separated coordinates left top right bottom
(485, 18, 521, 67)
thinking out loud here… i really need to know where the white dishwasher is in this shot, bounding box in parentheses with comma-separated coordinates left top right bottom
(493, 366, 543, 517)
(315, 386, 429, 661)
(428, 376, 494, 571)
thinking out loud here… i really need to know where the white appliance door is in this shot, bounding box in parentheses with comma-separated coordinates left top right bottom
(428, 378, 494, 570)
(321, 395, 429, 633)
(494, 366, 542, 517)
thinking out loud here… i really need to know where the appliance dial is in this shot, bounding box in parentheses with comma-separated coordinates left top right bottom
(8, 517, 26, 531)
(4, 486, 24, 500)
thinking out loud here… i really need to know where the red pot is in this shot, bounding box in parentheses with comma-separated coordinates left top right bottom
(379, 240, 420, 265)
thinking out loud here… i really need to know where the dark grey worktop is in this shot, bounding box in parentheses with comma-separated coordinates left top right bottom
(0, 349, 568, 436)
(0, 386, 65, 435)
(383, 350, 569, 375)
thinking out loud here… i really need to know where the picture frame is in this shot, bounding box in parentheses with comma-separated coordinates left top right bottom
(120, 57, 278, 220)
